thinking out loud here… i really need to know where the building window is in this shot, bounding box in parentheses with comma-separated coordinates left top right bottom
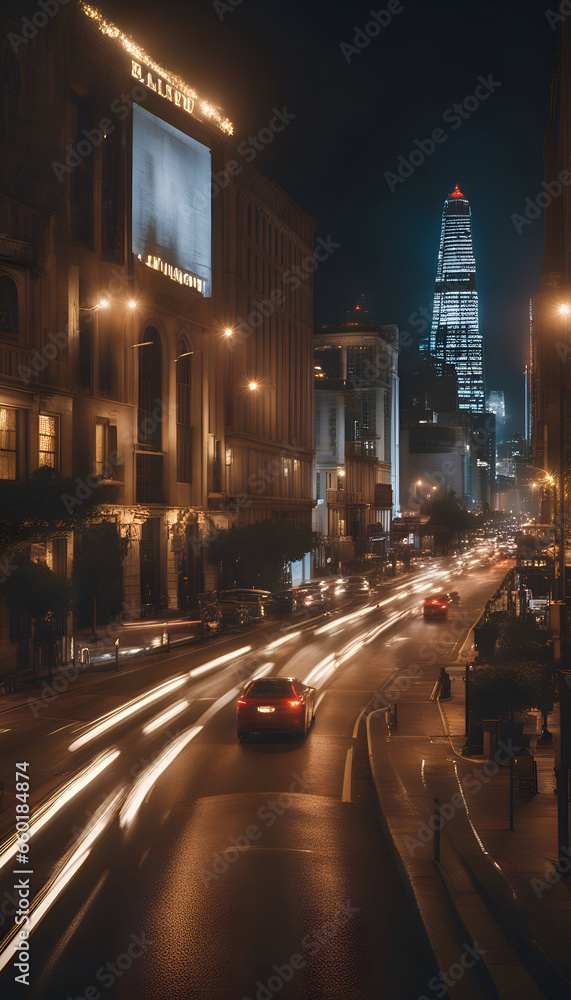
(176, 340, 192, 484)
(138, 327, 162, 449)
(136, 453, 164, 504)
(0, 276, 18, 335)
(3, 53, 20, 136)
(69, 92, 94, 244)
(39, 414, 58, 470)
(0, 407, 17, 479)
(95, 419, 119, 479)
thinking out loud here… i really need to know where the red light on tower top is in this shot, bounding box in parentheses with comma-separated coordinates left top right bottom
(450, 184, 464, 198)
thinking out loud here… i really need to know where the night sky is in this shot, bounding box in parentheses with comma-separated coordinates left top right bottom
(102, 0, 558, 433)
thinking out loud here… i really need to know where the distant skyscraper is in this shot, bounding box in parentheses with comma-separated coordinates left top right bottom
(487, 390, 505, 419)
(421, 185, 485, 412)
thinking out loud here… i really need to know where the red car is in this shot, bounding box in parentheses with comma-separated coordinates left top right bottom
(423, 593, 450, 618)
(237, 676, 316, 741)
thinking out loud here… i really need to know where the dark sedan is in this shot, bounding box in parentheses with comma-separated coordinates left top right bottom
(237, 676, 316, 741)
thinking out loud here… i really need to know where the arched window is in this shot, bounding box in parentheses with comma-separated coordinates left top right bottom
(176, 337, 192, 483)
(138, 326, 162, 449)
(0, 275, 18, 335)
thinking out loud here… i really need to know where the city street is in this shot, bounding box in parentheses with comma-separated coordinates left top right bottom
(0, 556, 506, 999)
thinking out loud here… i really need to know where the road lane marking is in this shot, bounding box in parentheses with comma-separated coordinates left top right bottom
(342, 747, 354, 803)
(352, 707, 367, 740)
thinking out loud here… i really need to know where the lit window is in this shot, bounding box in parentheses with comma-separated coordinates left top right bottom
(39, 414, 58, 469)
(95, 419, 118, 479)
(0, 407, 17, 479)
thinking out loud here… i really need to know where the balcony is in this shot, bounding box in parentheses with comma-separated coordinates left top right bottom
(373, 484, 393, 508)
(326, 490, 365, 505)
(0, 346, 34, 382)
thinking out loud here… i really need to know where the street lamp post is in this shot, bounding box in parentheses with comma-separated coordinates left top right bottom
(556, 303, 570, 864)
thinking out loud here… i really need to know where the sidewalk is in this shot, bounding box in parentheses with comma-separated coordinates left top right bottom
(367, 635, 571, 999)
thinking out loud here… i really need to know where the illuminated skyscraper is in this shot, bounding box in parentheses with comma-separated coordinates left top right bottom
(421, 185, 485, 412)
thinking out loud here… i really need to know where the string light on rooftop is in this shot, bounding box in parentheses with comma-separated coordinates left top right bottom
(79, 2, 233, 135)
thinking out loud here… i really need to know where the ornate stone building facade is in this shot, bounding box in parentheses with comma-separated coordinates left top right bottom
(0, 1, 315, 667)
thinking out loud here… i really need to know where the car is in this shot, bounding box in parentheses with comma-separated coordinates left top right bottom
(344, 575, 371, 594)
(218, 589, 272, 627)
(297, 586, 326, 611)
(423, 593, 450, 618)
(269, 588, 309, 613)
(236, 676, 316, 740)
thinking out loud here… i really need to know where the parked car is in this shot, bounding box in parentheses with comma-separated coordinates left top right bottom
(237, 676, 316, 740)
(423, 593, 450, 618)
(218, 589, 272, 627)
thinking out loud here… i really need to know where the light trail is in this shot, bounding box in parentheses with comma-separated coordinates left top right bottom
(69, 675, 187, 750)
(0, 789, 123, 974)
(0, 750, 120, 874)
(120, 726, 203, 829)
(142, 700, 189, 735)
(189, 646, 251, 678)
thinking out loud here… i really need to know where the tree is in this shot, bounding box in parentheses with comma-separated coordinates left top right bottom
(209, 520, 318, 591)
(470, 662, 545, 722)
(426, 491, 474, 555)
(0, 466, 117, 563)
(2, 558, 71, 623)
(73, 522, 126, 629)
(471, 612, 556, 722)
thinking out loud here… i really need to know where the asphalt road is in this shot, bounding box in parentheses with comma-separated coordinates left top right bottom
(0, 550, 509, 999)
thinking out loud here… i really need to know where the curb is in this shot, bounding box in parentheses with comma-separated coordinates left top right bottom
(365, 708, 502, 1000)
(365, 708, 556, 1000)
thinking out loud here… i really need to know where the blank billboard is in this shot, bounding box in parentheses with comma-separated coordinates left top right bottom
(132, 103, 212, 296)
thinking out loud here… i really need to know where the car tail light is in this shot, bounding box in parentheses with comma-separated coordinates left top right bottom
(237, 699, 247, 705)
(289, 700, 301, 707)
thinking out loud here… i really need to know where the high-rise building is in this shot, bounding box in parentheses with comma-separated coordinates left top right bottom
(421, 185, 485, 412)
(487, 389, 505, 445)
(313, 309, 399, 570)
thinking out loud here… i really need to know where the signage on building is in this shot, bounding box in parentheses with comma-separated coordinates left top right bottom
(143, 255, 204, 295)
(132, 61, 195, 117)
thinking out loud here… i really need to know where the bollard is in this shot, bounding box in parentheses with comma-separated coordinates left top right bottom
(115, 638, 119, 672)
